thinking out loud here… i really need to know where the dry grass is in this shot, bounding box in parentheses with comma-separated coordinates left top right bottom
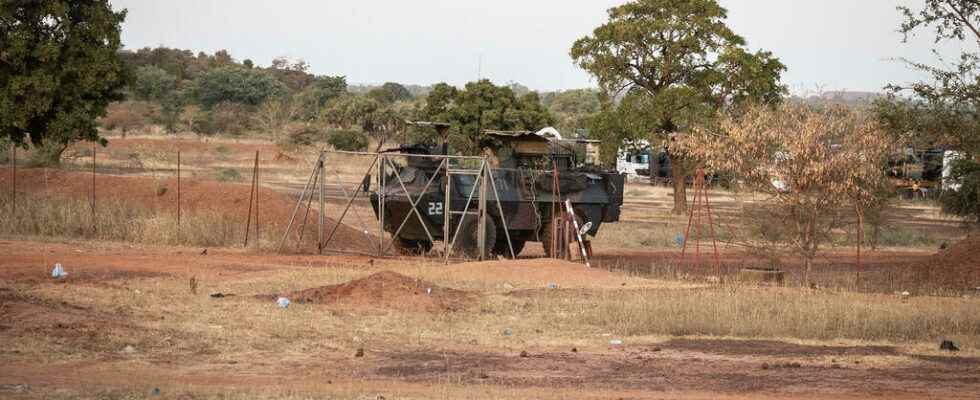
(583, 287, 980, 345)
(0, 193, 253, 248)
(9, 261, 979, 365)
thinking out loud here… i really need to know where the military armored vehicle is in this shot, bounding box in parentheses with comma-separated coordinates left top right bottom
(370, 127, 624, 258)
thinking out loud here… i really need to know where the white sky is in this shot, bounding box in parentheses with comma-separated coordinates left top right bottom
(110, 0, 967, 93)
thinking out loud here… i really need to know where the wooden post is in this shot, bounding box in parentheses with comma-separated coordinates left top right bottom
(244, 152, 258, 247)
(177, 151, 181, 244)
(10, 146, 15, 218)
(92, 144, 96, 234)
(255, 151, 259, 247)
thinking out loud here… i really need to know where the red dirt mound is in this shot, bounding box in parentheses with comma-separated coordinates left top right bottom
(0, 167, 379, 254)
(926, 233, 980, 289)
(275, 271, 472, 313)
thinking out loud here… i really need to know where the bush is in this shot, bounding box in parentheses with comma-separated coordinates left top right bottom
(0, 137, 11, 164)
(194, 102, 253, 136)
(99, 101, 159, 134)
(327, 129, 368, 151)
(282, 122, 327, 146)
(940, 158, 980, 224)
(215, 168, 243, 182)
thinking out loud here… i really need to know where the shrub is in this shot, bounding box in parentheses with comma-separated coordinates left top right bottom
(99, 101, 159, 134)
(281, 122, 326, 146)
(940, 158, 980, 224)
(326, 129, 368, 151)
(195, 102, 253, 136)
(215, 168, 243, 182)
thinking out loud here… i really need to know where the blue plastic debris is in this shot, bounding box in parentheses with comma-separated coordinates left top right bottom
(276, 297, 291, 309)
(675, 233, 686, 247)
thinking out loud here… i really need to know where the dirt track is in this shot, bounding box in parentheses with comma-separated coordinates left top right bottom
(2, 239, 979, 399)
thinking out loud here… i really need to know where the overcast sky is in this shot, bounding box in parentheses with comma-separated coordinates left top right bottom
(110, 0, 963, 93)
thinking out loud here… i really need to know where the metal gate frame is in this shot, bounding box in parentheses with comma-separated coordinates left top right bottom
(277, 150, 515, 261)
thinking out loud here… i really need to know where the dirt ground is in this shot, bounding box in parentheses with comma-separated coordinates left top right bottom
(1, 239, 979, 399)
(2, 136, 978, 398)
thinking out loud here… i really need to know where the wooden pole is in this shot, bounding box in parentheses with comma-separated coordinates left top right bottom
(177, 151, 181, 244)
(244, 152, 258, 247)
(702, 173, 722, 273)
(694, 173, 703, 270)
(11, 146, 15, 219)
(255, 151, 259, 248)
(679, 174, 701, 269)
(92, 144, 96, 234)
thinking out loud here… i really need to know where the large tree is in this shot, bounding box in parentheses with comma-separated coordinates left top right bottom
(571, 0, 785, 213)
(1, 0, 128, 163)
(416, 80, 555, 154)
(882, 0, 980, 223)
(189, 66, 286, 109)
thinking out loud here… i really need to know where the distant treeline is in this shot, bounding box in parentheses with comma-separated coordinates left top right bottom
(105, 46, 604, 155)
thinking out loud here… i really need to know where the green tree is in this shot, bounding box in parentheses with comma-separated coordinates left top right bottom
(543, 89, 602, 135)
(571, 0, 786, 213)
(367, 82, 413, 104)
(323, 94, 412, 150)
(0, 0, 128, 163)
(189, 66, 286, 109)
(131, 65, 183, 133)
(297, 75, 347, 119)
(885, 0, 980, 223)
(131, 66, 177, 102)
(417, 80, 555, 154)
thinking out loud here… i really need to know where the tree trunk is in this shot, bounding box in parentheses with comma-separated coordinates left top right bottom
(32, 142, 68, 166)
(648, 146, 659, 186)
(670, 152, 686, 214)
(802, 255, 812, 288)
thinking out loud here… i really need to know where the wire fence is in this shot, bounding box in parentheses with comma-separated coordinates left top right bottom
(0, 138, 611, 262)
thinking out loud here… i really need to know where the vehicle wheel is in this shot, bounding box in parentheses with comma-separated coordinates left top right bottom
(493, 234, 525, 258)
(540, 215, 583, 258)
(452, 214, 496, 259)
(392, 237, 433, 255)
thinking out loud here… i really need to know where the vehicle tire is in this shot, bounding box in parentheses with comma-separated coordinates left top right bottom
(392, 237, 433, 255)
(452, 214, 496, 259)
(493, 234, 525, 258)
(540, 215, 583, 258)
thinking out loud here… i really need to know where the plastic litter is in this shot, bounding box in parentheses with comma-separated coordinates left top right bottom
(675, 234, 685, 247)
(609, 339, 624, 346)
(151, 388, 161, 396)
(547, 282, 559, 289)
(276, 297, 291, 309)
(502, 328, 513, 336)
(51, 263, 67, 279)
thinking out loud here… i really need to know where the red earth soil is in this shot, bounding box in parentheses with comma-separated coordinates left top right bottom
(921, 233, 980, 289)
(270, 271, 473, 313)
(0, 167, 379, 254)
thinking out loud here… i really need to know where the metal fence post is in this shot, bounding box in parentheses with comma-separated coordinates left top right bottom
(478, 161, 488, 260)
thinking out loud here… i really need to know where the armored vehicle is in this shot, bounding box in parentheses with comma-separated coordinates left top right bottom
(370, 127, 624, 258)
